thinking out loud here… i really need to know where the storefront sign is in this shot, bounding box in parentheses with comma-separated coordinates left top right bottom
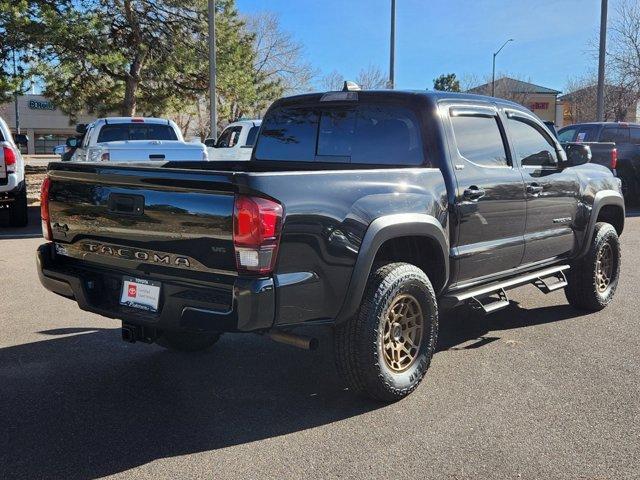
(529, 102, 549, 110)
(28, 99, 56, 111)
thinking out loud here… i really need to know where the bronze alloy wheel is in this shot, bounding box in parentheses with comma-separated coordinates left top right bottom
(595, 243, 614, 293)
(382, 294, 424, 372)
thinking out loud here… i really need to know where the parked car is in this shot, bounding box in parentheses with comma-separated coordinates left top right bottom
(0, 116, 28, 226)
(37, 89, 624, 402)
(557, 122, 640, 200)
(69, 117, 208, 163)
(205, 119, 261, 161)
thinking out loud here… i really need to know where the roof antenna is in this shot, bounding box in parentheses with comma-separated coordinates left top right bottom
(342, 81, 361, 92)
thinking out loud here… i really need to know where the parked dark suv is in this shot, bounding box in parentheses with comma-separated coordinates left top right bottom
(38, 89, 624, 402)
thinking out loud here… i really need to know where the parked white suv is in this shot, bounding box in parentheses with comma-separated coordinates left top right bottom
(69, 117, 208, 163)
(206, 119, 261, 161)
(0, 116, 28, 227)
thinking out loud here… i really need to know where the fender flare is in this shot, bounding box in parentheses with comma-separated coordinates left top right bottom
(335, 213, 449, 324)
(578, 189, 624, 257)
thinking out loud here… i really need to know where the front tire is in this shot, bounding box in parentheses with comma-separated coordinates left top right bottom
(565, 222, 621, 311)
(334, 262, 439, 402)
(156, 331, 221, 352)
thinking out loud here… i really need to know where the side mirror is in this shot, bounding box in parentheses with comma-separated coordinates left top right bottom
(66, 137, 79, 148)
(563, 143, 592, 167)
(204, 138, 216, 148)
(14, 134, 28, 146)
(75, 124, 87, 134)
(53, 145, 67, 156)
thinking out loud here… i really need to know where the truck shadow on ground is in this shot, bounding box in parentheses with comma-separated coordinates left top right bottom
(0, 300, 585, 479)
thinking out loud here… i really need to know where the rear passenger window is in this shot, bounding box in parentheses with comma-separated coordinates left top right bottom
(254, 103, 426, 166)
(508, 118, 558, 167)
(631, 127, 640, 143)
(601, 127, 630, 144)
(451, 115, 508, 167)
(256, 108, 319, 161)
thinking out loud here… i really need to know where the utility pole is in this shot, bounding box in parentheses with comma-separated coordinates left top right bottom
(492, 39, 513, 97)
(208, 0, 217, 139)
(596, 0, 608, 122)
(12, 49, 20, 134)
(389, 0, 396, 89)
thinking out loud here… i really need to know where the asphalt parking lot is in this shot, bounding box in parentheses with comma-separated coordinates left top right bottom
(1, 207, 639, 479)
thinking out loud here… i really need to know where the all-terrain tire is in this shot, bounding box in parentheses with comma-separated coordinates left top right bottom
(9, 186, 28, 227)
(156, 331, 221, 352)
(565, 222, 620, 312)
(334, 262, 439, 402)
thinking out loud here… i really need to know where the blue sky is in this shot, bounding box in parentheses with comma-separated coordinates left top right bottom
(237, 0, 606, 93)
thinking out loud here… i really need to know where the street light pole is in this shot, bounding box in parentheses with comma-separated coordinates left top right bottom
(492, 38, 513, 97)
(208, 0, 217, 139)
(596, 0, 608, 122)
(389, 0, 396, 89)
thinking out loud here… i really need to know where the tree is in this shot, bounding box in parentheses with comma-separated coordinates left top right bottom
(0, 0, 32, 103)
(320, 65, 387, 91)
(609, 0, 640, 92)
(27, 0, 258, 129)
(433, 73, 460, 92)
(355, 64, 387, 90)
(320, 70, 344, 91)
(244, 11, 315, 101)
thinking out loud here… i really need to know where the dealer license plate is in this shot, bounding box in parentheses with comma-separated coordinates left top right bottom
(119, 277, 161, 312)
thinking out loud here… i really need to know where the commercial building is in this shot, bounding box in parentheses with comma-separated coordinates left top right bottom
(467, 77, 563, 127)
(559, 85, 640, 125)
(0, 94, 95, 154)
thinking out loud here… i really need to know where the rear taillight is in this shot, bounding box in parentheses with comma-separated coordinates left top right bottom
(233, 195, 283, 275)
(611, 148, 618, 170)
(40, 176, 52, 241)
(3, 146, 16, 172)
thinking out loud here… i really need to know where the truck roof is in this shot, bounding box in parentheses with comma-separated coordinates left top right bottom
(274, 89, 530, 111)
(93, 117, 173, 125)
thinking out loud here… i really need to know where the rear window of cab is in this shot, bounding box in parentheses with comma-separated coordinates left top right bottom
(254, 103, 428, 166)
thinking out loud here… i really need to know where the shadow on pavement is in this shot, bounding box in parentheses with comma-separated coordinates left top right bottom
(0, 206, 42, 238)
(0, 299, 586, 478)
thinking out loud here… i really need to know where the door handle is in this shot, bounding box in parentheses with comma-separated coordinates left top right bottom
(463, 186, 486, 200)
(527, 183, 544, 195)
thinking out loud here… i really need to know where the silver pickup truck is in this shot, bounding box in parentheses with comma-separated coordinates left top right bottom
(68, 117, 208, 163)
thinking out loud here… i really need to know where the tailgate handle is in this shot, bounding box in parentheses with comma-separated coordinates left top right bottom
(149, 154, 165, 160)
(108, 194, 144, 215)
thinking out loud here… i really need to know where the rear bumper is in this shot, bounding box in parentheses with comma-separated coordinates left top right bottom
(0, 178, 24, 202)
(37, 242, 275, 333)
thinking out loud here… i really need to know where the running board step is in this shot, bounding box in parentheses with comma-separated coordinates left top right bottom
(534, 270, 568, 293)
(446, 265, 570, 314)
(470, 288, 510, 314)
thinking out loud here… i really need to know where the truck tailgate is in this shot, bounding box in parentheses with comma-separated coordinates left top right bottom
(47, 163, 238, 277)
(101, 140, 206, 162)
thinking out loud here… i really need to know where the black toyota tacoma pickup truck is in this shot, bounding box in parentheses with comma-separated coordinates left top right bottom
(37, 90, 624, 402)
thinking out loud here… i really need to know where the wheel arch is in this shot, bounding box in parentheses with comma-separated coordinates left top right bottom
(335, 214, 449, 324)
(578, 190, 625, 258)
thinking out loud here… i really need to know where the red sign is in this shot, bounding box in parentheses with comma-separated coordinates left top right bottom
(128, 285, 137, 297)
(529, 102, 549, 110)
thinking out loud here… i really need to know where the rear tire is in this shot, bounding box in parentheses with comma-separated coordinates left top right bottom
(156, 331, 221, 352)
(565, 222, 620, 312)
(334, 262, 438, 402)
(9, 187, 28, 227)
